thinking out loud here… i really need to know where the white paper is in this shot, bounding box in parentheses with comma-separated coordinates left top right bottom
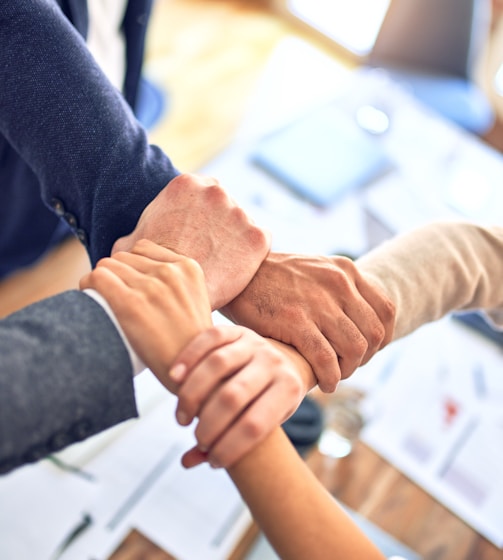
(361, 318, 503, 547)
(0, 374, 251, 560)
(0, 460, 98, 559)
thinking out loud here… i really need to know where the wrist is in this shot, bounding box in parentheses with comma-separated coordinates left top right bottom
(83, 289, 147, 376)
(268, 338, 316, 393)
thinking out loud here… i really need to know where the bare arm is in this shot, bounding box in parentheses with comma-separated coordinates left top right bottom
(227, 427, 385, 560)
(173, 331, 383, 559)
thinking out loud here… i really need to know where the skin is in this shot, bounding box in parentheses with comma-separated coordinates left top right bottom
(112, 173, 395, 393)
(227, 427, 386, 560)
(83, 237, 395, 467)
(221, 252, 395, 392)
(172, 325, 315, 468)
(84, 246, 385, 559)
(111, 173, 272, 311)
(80, 241, 310, 465)
(81, 239, 212, 389)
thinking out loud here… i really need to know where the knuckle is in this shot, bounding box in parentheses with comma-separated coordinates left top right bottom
(155, 262, 173, 281)
(208, 326, 232, 346)
(311, 350, 341, 393)
(246, 223, 269, 252)
(350, 333, 369, 363)
(218, 383, 245, 410)
(332, 255, 357, 273)
(298, 329, 327, 357)
(183, 256, 204, 278)
(382, 297, 397, 326)
(172, 172, 192, 190)
(95, 256, 115, 268)
(142, 277, 163, 300)
(284, 374, 304, 402)
(368, 322, 386, 348)
(241, 416, 264, 441)
(90, 264, 110, 280)
(132, 238, 152, 252)
(206, 182, 227, 202)
(206, 350, 230, 373)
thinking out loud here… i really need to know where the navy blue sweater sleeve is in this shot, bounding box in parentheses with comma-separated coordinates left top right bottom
(0, 0, 179, 265)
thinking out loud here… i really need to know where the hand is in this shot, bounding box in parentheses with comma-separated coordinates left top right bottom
(169, 325, 307, 469)
(80, 239, 212, 392)
(111, 173, 271, 310)
(221, 253, 395, 393)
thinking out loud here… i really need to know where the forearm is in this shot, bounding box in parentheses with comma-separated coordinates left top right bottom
(0, 1, 178, 263)
(227, 428, 385, 560)
(0, 291, 137, 474)
(357, 221, 503, 340)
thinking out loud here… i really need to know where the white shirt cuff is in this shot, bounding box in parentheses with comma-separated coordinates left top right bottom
(83, 288, 147, 376)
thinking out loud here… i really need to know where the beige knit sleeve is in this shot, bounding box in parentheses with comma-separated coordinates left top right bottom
(356, 221, 503, 341)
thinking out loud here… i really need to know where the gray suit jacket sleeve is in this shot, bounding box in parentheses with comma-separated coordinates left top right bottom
(0, 291, 138, 475)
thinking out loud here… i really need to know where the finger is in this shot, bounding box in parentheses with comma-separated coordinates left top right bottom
(181, 446, 208, 469)
(97, 254, 196, 300)
(188, 173, 221, 188)
(109, 250, 179, 276)
(82, 263, 129, 292)
(95, 256, 160, 289)
(81, 265, 137, 311)
(205, 385, 295, 469)
(320, 282, 386, 373)
(175, 331, 254, 425)
(127, 239, 186, 263)
(334, 257, 394, 357)
(340, 296, 385, 367)
(323, 313, 369, 380)
(355, 275, 396, 352)
(170, 326, 242, 385)
(192, 362, 275, 451)
(290, 327, 342, 393)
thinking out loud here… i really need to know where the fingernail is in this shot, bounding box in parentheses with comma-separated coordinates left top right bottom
(198, 444, 208, 453)
(176, 410, 190, 425)
(170, 363, 187, 383)
(209, 457, 221, 469)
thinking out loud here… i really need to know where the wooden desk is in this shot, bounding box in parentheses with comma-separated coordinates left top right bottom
(306, 442, 503, 560)
(1, 1, 502, 558)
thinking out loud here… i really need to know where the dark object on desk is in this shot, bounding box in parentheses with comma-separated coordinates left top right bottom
(282, 396, 323, 457)
(453, 310, 503, 347)
(251, 103, 391, 207)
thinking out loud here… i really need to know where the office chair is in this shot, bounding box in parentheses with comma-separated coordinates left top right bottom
(368, 0, 495, 134)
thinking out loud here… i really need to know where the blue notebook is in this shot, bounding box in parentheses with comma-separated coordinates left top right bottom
(453, 310, 503, 347)
(251, 103, 391, 207)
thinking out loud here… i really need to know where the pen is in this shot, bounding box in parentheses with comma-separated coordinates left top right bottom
(48, 512, 93, 560)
